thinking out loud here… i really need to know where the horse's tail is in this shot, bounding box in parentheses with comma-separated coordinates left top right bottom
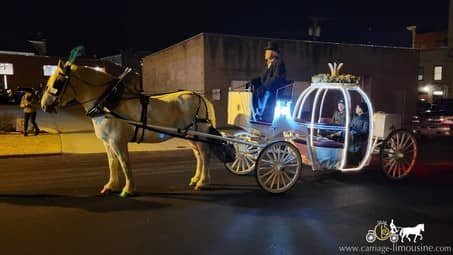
(199, 94, 217, 128)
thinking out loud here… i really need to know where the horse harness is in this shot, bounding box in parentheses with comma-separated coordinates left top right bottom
(84, 68, 211, 144)
(86, 67, 133, 118)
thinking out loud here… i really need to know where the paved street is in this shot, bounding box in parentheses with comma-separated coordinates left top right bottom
(0, 138, 452, 255)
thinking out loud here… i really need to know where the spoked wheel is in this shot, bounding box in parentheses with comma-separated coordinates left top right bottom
(380, 129, 418, 180)
(224, 131, 260, 175)
(255, 141, 302, 194)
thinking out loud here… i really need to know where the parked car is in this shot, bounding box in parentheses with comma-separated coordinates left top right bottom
(412, 99, 453, 137)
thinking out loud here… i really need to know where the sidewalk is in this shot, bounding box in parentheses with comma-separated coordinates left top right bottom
(0, 105, 190, 157)
(0, 133, 61, 157)
(0, 132, 190, 157)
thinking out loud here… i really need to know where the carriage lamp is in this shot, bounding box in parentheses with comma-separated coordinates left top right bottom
(273, 100, 292, 121)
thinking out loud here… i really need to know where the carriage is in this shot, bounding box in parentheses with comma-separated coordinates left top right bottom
(42, 51, 417, 196)
(224, 66, 418, 194)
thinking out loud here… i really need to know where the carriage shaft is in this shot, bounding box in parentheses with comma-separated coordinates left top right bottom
(123, 119, 265, 148)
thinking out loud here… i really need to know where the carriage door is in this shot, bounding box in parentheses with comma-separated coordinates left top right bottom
(345, 89, 373, 170)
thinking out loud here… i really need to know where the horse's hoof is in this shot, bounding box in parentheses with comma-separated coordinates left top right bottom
(189, 178, 199, 187)
(194, 183, 208, 191)
(120, 190, 134, 197)
(100, 188, 114, 196)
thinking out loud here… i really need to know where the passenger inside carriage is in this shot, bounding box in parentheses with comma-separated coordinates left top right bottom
(332, 99, 346, 125)
(348, 102, 370, 164)
(246, 41, 287, 122)
(324, 99, 346, 141)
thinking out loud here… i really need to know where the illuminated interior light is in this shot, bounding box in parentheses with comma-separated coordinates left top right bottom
(273, 100, 292, 121)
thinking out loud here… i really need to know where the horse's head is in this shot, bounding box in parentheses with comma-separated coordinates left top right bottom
(41, 60, 76, 113)
(42, 46, 86, 113)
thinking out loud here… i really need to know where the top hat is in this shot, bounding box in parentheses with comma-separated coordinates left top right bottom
(264, 41, 280, 52)
(338, 99, 345, 105)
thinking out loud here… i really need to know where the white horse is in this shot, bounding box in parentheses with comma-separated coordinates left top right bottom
(399, 224, 424, 243)
(41, 60, 217, 197)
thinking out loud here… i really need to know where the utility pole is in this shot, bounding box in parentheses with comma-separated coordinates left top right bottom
(406, 26, 417, 48)
(308, 17, 322, 41)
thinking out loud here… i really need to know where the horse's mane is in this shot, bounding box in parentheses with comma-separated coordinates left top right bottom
(72, 65, 115, 85)
(73, 65, 142, 93)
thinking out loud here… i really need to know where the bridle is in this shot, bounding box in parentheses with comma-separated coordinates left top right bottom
(45, 64, 73, 111)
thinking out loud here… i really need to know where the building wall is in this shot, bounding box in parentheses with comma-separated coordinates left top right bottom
(449, 0, 453, 48)
(203, 34, 419, 125)
(142, 34, 205, 94)
(418, 48, 453, 100)
(0, 53, 123, 91)
(415, 32, 448, 49)
(0, 54, 58, 90)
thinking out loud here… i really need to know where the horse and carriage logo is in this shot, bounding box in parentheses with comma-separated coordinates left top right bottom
(366, 219, 425, 244)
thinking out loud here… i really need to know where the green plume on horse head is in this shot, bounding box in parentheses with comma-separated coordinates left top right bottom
(68, 45, 86, 64)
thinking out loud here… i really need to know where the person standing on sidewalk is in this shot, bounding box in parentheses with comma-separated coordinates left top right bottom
(20, 90, 40, 136)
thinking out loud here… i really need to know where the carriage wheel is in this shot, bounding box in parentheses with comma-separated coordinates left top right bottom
(380, 129, 418, 180)
(224, 132, 260, 175)
(255, 141, 302, 194)
(366, 231, 376, 243)
(389, 233, 399, 243)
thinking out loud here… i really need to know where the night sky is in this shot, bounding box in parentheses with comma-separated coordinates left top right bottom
(1, 0, 449, 57)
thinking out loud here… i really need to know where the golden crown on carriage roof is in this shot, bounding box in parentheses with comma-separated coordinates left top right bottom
(311, 62, 360, 84)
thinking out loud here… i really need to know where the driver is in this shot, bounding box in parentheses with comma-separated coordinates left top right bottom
(247, 41, 287, 122)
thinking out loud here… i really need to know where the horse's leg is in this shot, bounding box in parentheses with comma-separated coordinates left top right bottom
(195, 142, 211, 191)
(100, 142, 121, 195)
(189, 142, 201, 186)
(110, 139, 135, 197)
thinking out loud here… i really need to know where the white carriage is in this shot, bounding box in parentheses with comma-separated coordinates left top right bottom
(225, 69, 418, 194)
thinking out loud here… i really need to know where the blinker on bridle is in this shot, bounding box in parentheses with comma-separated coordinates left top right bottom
(48, 63, 72, 96)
